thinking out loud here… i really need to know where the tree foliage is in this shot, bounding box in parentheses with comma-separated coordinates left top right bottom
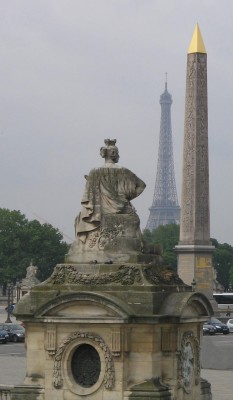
(0, 208, 69, 285)
(143, 223, 179, 270)
(143, 224, 233, 290)
(212, 239, 233, 290)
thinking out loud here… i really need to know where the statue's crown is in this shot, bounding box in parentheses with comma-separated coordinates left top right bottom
(104, 139, 117, 147)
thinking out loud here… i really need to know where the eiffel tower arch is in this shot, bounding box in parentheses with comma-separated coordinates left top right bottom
(146, 80, 180, 231)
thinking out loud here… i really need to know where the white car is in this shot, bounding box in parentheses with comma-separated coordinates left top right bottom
(226, 319, 233, 332)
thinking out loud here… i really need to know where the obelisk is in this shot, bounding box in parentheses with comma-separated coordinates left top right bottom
(176, 24, 214, 293)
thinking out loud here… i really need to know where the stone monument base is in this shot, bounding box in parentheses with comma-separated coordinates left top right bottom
(13, 260, 213, 400)
(176, 244, 214, 290)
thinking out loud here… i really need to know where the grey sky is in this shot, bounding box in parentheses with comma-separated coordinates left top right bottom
(0, 1, 232, 244)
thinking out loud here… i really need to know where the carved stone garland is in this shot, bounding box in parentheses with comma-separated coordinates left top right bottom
(48, 263, 185, 287)
(53, 332, 114, 390)
(177, 331, 200, 394)
(49, 264, 142, 286)
(143, 265, 184, 285)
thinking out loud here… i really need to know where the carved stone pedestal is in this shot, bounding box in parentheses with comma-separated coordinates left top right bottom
(14, 260, 213, 400)
(66, 213, 143, 264)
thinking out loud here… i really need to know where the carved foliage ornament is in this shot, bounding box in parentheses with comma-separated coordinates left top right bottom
(48, 264, 184, 286)
(178, 331, 200, 393)
(86, 223, 125, 250)
(143, 265, 184, 285)
(53, 331, 114, 390)
(49, 264, 142, 286)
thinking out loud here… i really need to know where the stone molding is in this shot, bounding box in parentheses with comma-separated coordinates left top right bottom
(111, 329, 121, 356)
(53, 331, 114, 390)
(34, 291, 132, 320)
(175, 244, 215, 253)
(46, 324, 57, 356)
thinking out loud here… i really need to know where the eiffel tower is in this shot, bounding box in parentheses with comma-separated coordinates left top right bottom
(146, 78, 180, 231)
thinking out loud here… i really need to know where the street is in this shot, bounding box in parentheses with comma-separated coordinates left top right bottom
(201, 333, 233, 369)
(0, 342, 25, 356)
(0, 342, 26, 386)
(0, 306, 26, 385)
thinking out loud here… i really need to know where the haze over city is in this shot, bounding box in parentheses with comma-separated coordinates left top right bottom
(0, 1, 232, 245)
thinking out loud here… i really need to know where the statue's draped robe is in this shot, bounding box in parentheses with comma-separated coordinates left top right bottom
(76, 165, 145, 243)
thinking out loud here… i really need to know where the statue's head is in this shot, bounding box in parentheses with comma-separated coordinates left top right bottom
(100, 139, 119, 164)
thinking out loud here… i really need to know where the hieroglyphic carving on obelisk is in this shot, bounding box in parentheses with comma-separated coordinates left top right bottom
(176, 24, 214, 292)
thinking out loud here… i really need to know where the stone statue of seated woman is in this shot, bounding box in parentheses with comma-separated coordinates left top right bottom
(66, 139, 146, 263)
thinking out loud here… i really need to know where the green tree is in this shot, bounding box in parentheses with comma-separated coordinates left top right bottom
(0, 208, 69, 285)
(229, 266, 233, 289)
(212, 239, 233, 290)
(143, 223, 180, 270)
(143, 225, 233, 289)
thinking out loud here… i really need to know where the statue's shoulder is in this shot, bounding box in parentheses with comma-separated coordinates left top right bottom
(87, 165, 136, 180)
(86, 167, 102, 177)
(103, 163, 121, 169)
(89, 164, 125, 173)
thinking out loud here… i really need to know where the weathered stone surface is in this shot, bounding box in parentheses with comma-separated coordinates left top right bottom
(14, 274, 213, 400)
(176, 35, 214, 294)
(128, 378, 171, 399)
(179, 52, 209, 245)
(66, 139, 146, 263)
(42, 262, 184, 287)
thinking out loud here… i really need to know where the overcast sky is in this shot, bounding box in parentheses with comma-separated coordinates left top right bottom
(0, 1, 232, 245)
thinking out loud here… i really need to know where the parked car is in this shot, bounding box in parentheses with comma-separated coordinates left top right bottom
(226, 319, 233, 332)
(0, 323, 25, 342)
(0, 328, 9, 344)
(206, 318, 230, 335)
(203, 322, 216, 335)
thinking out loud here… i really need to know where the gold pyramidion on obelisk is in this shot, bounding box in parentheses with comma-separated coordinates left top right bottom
(175, 24, 214, 294)
(188, 23, 206, 54)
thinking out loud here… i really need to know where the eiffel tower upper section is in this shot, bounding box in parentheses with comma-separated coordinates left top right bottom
(146, 80, 180, 231)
